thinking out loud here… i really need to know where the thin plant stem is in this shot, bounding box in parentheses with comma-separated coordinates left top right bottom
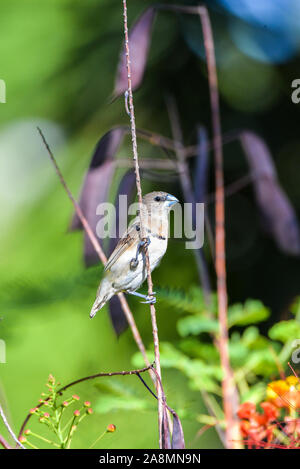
(0, 434, 12, 449)
(166, 96, 212, 306)
(37, 127, 154, 384)
(89, 429, 107, 449)
(197, 6, 240, 448)
(19, 364, 153, 439)
(23, 440, 38, 449)
(0, 403, 25, 449)
(157, 3, 242, 448)
(28, 431, 60, 448)
(64, 415, 76, 449)
(122, 0, 164, 448)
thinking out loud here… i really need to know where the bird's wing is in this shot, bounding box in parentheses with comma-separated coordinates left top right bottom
(104, 218, 140, 272)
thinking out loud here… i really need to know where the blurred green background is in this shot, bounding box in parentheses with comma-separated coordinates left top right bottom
(0, 0, 300, 449)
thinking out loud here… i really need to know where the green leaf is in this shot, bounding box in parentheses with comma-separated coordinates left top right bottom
(291, 297, 300, 320)
(242, 349, 278, 377)
(241, 326, 277, 352)
(94, 380, 155, 414)
(157, 286, 217, 315)
(269, 320, 300, 343)
(133, 343, 222, 394)
(196, 414, 218, 426)
(228, 300, 270, 327)
(95, 395, 152, 413)
(229, 341, 249, 367)
(240, 383, 266, 404)
(160, 342, 187, 368)
(241, 326, 260, 345)
(131, 350, 155, 369)
(179, 339, 219, 362)
(177, 316, 219, 337)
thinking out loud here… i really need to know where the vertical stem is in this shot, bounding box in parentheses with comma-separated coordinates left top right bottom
(37, 128, 154, 384)
(122, 0, 163, 448)
(198, 6, 240, 448)
(167, 97, 212, 306)
(0, 404, 25, 449)
(0, 434, 12, 449)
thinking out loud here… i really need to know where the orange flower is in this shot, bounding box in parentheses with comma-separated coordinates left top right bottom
(237, 401, 279, 446)
(267, 376, 300, 409)
(260, 402, 279, 423)
(284, 417, 300, 438)
(237, 402, 256, 420)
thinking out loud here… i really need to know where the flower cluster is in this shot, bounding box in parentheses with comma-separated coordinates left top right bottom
(237, 375, 300, 448)
(238, 401, 279, 446)
(267, 376, 300, 409)
(19, 374, 94, 449)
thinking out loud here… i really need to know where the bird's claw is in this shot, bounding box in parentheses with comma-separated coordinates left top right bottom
(141, 236, 151, 248)
(130, 237, 151, 270)
(141, 294, 156, 305)
(130, 258, 139, 269)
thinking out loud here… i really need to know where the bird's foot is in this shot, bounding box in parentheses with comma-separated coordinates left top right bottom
(130, 237, 151, 270)
(130, 258, 139, 269)
(141, 236, 151, 248)
(141, 294, 156, 305)
(126, 290, 156, 304)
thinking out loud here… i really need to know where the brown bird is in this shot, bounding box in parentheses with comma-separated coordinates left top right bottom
(90, 191, 179, 318)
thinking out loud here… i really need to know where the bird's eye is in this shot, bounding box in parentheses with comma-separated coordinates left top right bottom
(154, 196, 161, 202)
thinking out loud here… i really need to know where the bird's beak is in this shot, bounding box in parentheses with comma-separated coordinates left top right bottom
(166, 193, 179, 207)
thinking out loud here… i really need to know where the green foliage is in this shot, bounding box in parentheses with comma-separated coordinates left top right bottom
(269, 320, 300, 343)
(228, 300, 270, 327)
(94, 380, 155, 414)
(1, 0, 299, 451)
(20, 375, 95, 449)
(158, 286, 217, 315)
(177, 316, 219, 337)
(129, 287, 300, 427)
(291, 298, 300, 320)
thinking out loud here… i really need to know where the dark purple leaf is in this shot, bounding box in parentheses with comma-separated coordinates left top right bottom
(108, 295, 128, 337)
(171, 411, 185, 449)
(114, 7, 156, 97)
(161, 406, 171, 449)
(70, 128, 126, 265)
(108, 169, 136, 336)
(186, 125, 212, 303)
(240, 131, 300, 255)
(108, 169, 136, 256)
(195, 125, 209, 203)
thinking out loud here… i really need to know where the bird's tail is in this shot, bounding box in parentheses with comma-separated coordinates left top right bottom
(89, 278, 115, 319)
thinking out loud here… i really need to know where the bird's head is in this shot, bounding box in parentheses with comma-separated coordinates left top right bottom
(142, 191, 179, 214)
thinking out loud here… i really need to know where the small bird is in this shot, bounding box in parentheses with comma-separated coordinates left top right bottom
(90, 191, 179, 318)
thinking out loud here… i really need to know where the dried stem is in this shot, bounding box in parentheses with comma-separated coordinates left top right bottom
(166, 96, 212, 306)
(18, 364, 153, 439)
(0, 434, 12, 450)
(0, 403, 25, 449)
(122, 0, 163, 448)
(197, 6, 240, 448)
(37, 127, 154, 383)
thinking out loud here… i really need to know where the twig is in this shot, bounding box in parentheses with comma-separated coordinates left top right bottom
(205, 173, 253, 203)
(18, 364, 153, 439)
(0, 403, 25, 449)
(200, 389, 226, 446)
(122, 0, 164, 448)
(0, 434, 13, 449)
(197, 6, 240, 448)
(166, 96, 212, 306)
(288, 362, 299, 379)
(150, 365, 184, 448)
(37, 127, 154, 383)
